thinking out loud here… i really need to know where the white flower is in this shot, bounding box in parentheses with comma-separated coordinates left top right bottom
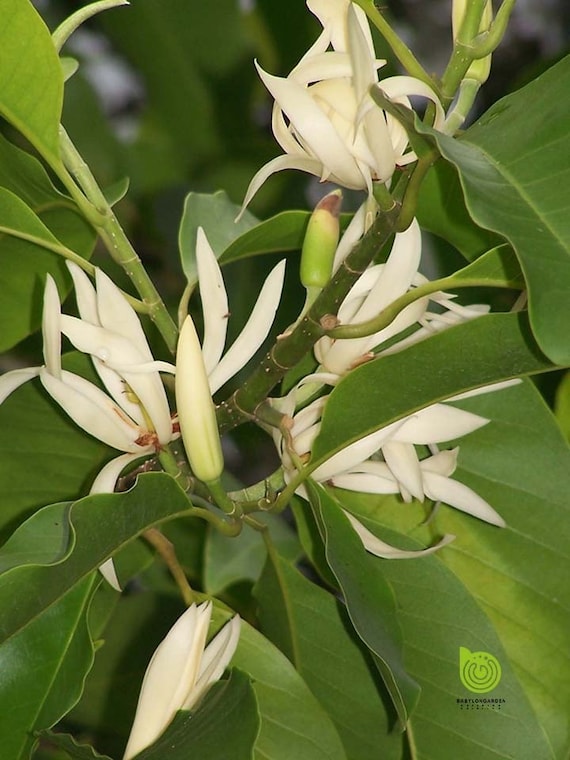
(241, 1, 444, 211)
(123, 602, 240, 760)
(193, 227, 285, 394)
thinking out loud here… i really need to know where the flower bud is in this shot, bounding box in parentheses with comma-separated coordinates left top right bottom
(175, 316, 224, 483)
(300, 189, 342, 290)
(452, 0, 493, 84)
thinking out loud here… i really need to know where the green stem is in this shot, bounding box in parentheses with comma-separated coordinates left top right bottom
(55, 128, 179, 353)
(352, 0, 439, 96)
(441, 0, 489, 104)
(471, 0, 517, 58)
(442, 78, 482, 134)
(395, 151, 438, 232)
(143, 527, 195, 606)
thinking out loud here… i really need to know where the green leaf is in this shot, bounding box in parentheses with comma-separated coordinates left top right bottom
(0, 575, 98, 760)
(133, 670, 259, 760)
(312, 312, 558, 465)
(0, 472, 196, 645)
(37, 732, 112, 760)
(0, 139, 95, 349)
(178, 190, 258, 284)
(306, 481, 421, 726)
(38, 732, 112, 760)
(337, 379, 570, 757)
(0, 354, 111, 539)
(255, 550, 402, 760)
(0, 0, 63, 164)
(204, 511, 301, 595)
(420, 55, 570, 363)
(417, 160, 503, 260)
(554, 371, 570, 442)
(446, 244, 524, 289)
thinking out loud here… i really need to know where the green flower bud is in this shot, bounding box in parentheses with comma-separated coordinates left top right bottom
(300, 189, 342, 290)
(175, 315, 224, 483)
(452, 0, 493, 84)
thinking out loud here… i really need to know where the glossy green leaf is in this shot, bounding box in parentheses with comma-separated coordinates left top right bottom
(0, 472, 196, 645)
(0, 0, 63, 164)
(420, 55, 570, 363)
(446, 244, 524, 289)
(38, 732, 112, 760)
(417, 160, 503, 261)
(0, 575, 98, 760)
(255, 550, 402, 760)
(0, 138, 95, 349)
(178, 190, 258, 284)
(0, 354, 111, 539)
(306, 480, 421, 725)
(312, 312, 557, 465)
(337, 379, 570, 757)
(132, 670, 259, 760)
(204, 511, 301, 595)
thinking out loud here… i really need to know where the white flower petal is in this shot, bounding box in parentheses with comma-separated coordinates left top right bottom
(66, 261, 98, 324)
(196, 227, 229, 375)
(344, 510, 455, 558)
(209, 260, 285, 394)
(40, 368, 143, 452)
(90, 452, 146, 494)
(123, 603, 212, 760)
(0, 367, 41, 404)
(99, 558, 121, 592)
(393, 404, 489, 444)
(419, 448, 458, 477)
(447, 378, 521, 402)
(42, 275, 62, 378)
(331, 470, 399, 493)
(382, 441, 424, 502)
(423, 471, 506, 527)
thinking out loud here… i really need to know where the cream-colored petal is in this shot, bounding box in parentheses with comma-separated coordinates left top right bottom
(382, 441, 424, 502)
(419, 448, 458, 478)
(331, 470, 398, 493)
(66, 261, 98, 324)
(123, 603, 212, 760)
(42, 275, 62, 378)
(196, 227, 229, 375)
(99, 558, 121, 592)
(0, 367, 41, 404)
(393, 404, 489, 444)
(345, 510, 455, 558)
(447, 379, 521, 402)
(90, 452, 147, 494)
(208, 260, 285, 394)
(183, 614, 241, 710)
(423, 471, 506, 527)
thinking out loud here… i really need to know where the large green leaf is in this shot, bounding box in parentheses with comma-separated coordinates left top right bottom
(255, 550, 402, 760)
(306, 481, 420, 726)
(312, 312, 557, 465)
(0, 0, 63, 165)
(0, 143, 95, 349)
(0, 473, 196, 645)
(0, 354, 112, 539)
(133, 670, 259, 760)
(422, 55, 570, 364)
(0, 575, 98, 760)
(336, 379, 570, 757)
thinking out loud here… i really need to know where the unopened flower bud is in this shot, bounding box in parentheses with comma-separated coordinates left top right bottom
(452, 0, 493, 84)
(175, 316, 224, 483)
(300, 189, 342, 290)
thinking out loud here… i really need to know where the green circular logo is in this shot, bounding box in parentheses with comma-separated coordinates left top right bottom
(459, 647, 502, 693)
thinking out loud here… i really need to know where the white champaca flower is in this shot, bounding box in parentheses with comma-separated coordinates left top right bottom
(123, 602, 240, 760)
(240, 1, 444, 211)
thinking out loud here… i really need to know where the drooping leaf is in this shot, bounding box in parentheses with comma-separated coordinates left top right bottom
(0, 0, 63, 165)
(255, 550, 403, 760)
(306, 481, 421, 726)
(419, 55, 570, 364)
(133, 670, 259, 760)
(0, 575, 98, 760)
(312, 312, 557, 465)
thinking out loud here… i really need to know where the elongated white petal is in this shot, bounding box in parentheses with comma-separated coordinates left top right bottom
(99, 558, 121, 592)
(61, 315, 146, 367)
(331, 470, 399, 493)
(344, 510, 456, 558)
(90, 452, 147, 494)
(42, 275, 62, 378)
(0, 367, 41, 403)
(307, 0, 374, 55)
(256, 63, 366, 188)
(447, 378, 521, 402)
(66, 261, 98, 324)
(419, 448, 458, 478)
(123, 603, 212, 760)
(347, 4, 376, 101)
(332, 200, 367, 271)
(176, 316, 224, 482)
(423, 471, 506, 527)
(183, 614, 241, 710)
(382, 441, 424, 502)
(208, 260, 285, 394)
(40, 368, 143, 452)
(393, 404, 489, 445)
(95, 268, 153, 361)
(196, 227, 229, 375)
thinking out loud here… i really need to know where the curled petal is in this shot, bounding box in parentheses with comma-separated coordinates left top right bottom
(90, 452, 147, 494)
(209, 259, 286, 394)
(0, 367, 41, 404)
(344, 510, 455, 558)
